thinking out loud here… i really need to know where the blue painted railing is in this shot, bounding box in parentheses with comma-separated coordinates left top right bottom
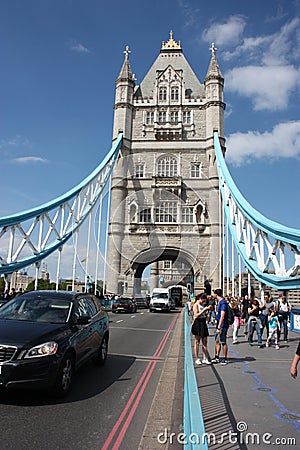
(184, 308, 208, 449)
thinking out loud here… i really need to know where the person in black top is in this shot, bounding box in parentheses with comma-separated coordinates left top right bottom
(248, 297, 263, 347)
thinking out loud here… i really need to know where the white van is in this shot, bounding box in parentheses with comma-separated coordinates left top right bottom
(149, 288, 173, 312)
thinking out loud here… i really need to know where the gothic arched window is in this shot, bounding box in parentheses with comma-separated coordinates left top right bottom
(170, 111, 179, 123)
(145, 111, 154, 124)
(157, 155, 178, 177)
(171, 87, 179, 101)
(159, 87, 167, 101)
(158, 111, 167, 123)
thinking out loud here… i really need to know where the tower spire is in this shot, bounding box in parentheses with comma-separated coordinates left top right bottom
(205, 42, 223, 81)
(117, 45, 134, 81)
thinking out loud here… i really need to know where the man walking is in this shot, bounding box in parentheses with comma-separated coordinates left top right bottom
(211, 288, 229, 365)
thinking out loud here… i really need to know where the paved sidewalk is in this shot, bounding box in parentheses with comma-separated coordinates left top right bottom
(192, 323, 300, 449)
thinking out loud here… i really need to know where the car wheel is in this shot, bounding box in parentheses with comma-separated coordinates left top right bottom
(93, 334, 108, 366)
(53, 352, 74, 397)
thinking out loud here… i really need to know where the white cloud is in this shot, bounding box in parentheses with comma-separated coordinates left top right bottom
(226, 121, 300, 166)
(69, 40, 91, 54)
(221, 17, 300, 64)
(202, 15, 246, 47)
(12, 156, 48, 164)
(226, 64, 300, 111)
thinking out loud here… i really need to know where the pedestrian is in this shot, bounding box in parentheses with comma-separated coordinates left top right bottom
(241, 295, 250, 335)
(259, 292, 275, 339)
(191, 293, 212, 365)
(186, 298, 193, 316)
(265, 308, 280, 349)
(247, 297, 263, 348)
(230, 297, 241, 344)
(207, 295, 216, 325)
(275, 294, 292, 343)
(211, 288, 229, 365)
(290, 341, 300, 379)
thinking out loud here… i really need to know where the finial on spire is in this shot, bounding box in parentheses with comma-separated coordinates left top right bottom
(209, 42, 217, 56)
(123, 45, 131, 60)
(161, 31, 181, 50)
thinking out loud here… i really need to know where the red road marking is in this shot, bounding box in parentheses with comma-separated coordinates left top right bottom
(101, 313, 179, 450)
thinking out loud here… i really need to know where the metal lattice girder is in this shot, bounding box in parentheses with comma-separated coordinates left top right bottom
(0, 134, 122, 275)
(214, 132, 300, 289)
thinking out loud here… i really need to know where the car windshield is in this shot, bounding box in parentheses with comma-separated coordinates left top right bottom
(117, 299, 131, 304)
(153, 293, 168, 299)
(0, 296, 72, 323)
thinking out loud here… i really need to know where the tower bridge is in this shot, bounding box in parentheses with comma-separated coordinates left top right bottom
(0, 32, 299, 298)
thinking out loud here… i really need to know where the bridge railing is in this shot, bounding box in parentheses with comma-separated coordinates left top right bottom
(0, 134, 122, 277)
(214, 132, 300, 290)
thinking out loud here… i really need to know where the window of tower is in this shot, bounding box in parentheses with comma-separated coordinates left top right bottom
(135, 163, 145, 178)
(181, 206, 194, 223)
(183, 111, 191, 124)
(155, 201, 177, 223)
(170, 111, 179, 123)
(171, 87, 179, 101)
(159, 87, 167, 101)
(164, 260, 172, 269)
(158, 111, 167, 123)
(145, 111, 154, 124)
(191, 162, 202, 178)
(139, 208, 152, 223)
(157, 155, 178, 177)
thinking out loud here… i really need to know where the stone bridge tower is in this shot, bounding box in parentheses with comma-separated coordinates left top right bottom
(107, 33, 225, 296)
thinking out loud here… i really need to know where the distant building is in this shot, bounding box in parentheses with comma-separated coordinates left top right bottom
(10, 271, 34, 291)
(64, 280, 87, 293)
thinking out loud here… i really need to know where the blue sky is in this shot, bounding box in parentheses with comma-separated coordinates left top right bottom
(0, 0, 299, 232)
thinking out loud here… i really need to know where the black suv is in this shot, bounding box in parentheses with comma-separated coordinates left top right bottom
(0, 290, 109, 396)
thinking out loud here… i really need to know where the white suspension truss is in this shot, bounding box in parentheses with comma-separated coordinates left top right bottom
(214, 132, 300, 290)
(0, 135, 122, 277)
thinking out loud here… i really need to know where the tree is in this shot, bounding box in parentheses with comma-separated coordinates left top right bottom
(25, 279, 62, 292)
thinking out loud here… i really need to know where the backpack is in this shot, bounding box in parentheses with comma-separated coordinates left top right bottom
(227, 303, 235, 325)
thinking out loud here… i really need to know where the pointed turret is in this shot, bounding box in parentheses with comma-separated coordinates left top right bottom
(113, 45, 135, 141)
(204, 42, 225, 139)
(117, 45, 135, 82)
(204, 42, 223, 82)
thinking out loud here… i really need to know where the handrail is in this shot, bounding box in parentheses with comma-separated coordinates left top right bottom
(184, 308, 208, 449)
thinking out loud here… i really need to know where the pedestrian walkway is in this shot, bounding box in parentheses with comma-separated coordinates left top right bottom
(192, 322, 300, 449)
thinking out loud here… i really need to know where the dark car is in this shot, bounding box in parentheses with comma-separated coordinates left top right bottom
(0, 299, 9, 308)
(111, 297, 137, 313)
(134, 295, 148, 309)
(0, 290, 109, 396)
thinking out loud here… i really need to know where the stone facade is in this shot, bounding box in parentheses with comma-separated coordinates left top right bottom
(107, 35, 226, 296)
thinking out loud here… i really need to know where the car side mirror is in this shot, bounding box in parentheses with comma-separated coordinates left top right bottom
(76, 315, 91, 325)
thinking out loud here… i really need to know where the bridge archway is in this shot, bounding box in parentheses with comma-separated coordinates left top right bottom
(125, 247, 197, 295)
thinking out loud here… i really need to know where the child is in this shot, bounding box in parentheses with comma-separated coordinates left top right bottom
(266, 308, 279, 349)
